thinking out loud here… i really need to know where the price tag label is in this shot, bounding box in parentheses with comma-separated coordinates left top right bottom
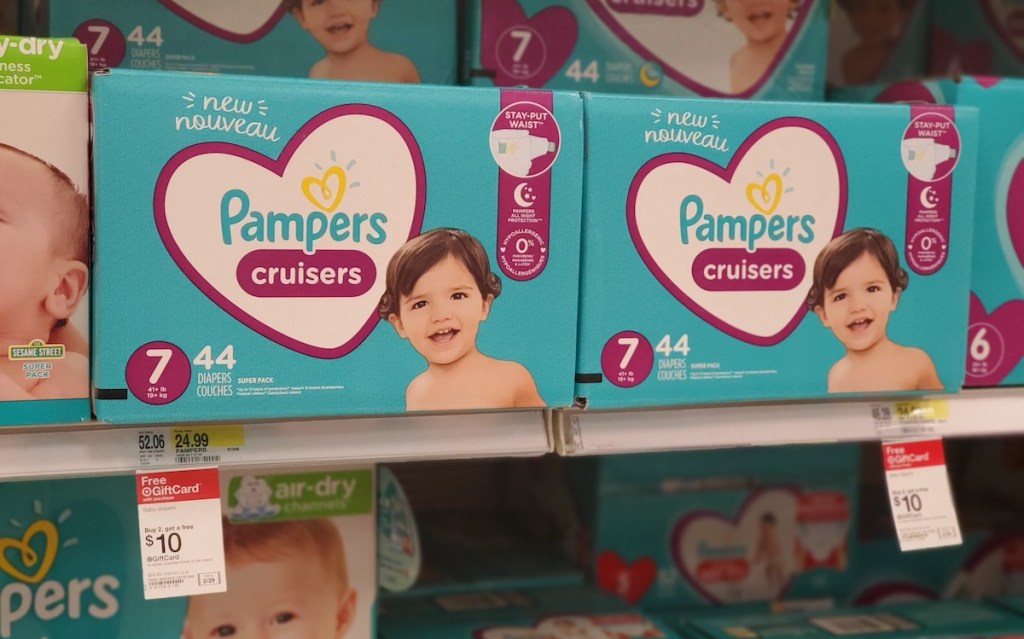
(882, 438, 962, 552)
(137, 467, 227, 599)
(871, 399, 948, 439)
(136, 425, 245, 467)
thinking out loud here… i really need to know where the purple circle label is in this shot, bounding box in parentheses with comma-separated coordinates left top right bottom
(494, 25, 548, 81)
(965, 322, 1006, 379)
(126, 341, 191, 405)
(601, 331, 653, 388)
(901, 112, 961, 182)
(73, 20, 126, 71)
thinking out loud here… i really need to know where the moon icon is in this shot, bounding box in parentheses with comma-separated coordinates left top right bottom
(514, 182, 536, 207)
(919, 186, 938, 209)
(639, 62, 662, 88)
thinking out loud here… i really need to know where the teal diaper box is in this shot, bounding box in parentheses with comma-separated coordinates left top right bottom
(930, 0, 1024, 77)
(827, 0, 930, 87)
(379, 586, 684, 639)
(589, 445, 860, 608)
(91, 70, 583, 423)
(0, 464, 376, 639)
(25, 0, 456, 84)
(462, 0, 828, 101)
(832, 77, 1024, 387)
(683, 600, 1024, 638)
(0, 36, 90, 426)
(575, 93, 977, 409)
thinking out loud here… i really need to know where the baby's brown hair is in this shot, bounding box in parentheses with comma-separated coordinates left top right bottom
(0, 143, 88, 264)
(806, 227, 908, 310)
(378, 227, 501, 319)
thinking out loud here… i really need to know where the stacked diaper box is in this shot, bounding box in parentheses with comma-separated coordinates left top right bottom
(462, 0, 829, 101)
(827, 0, 931, 88)
(22, 0, 457, 84)
(660, 599, 1024, 638)
(90, 70, 583, 423)
(831, 76, 1024, 387)
(583, 445, 861, 609)
(574, 93, 977, 409)
(0, 36, 90, 426)
(379, 585, 685, 639)
(0, 464, 376, 639)
(930, 0, 1024, 77)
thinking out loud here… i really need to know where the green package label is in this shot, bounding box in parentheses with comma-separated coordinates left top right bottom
(0, 36, 87, 92)
(226, 469, 373, 522)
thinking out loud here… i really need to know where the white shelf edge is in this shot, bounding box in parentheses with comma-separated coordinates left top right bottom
(0, 410, 552, 480)
(552, 388, 1024, 456)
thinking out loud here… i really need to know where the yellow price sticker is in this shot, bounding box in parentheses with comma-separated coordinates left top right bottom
(893, 399, 949, 423)
(171, 425, 245, 450)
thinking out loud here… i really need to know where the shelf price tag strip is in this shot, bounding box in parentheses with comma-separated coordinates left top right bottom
(137, 425, 245, 467)
(136, 467, 227, 599)
(872, 399, 961, 551)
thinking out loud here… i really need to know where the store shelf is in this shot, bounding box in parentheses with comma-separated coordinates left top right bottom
(552, 387, 1024, 456)
(0, 410, 552, 480)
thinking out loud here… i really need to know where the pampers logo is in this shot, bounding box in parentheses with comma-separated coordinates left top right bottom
(0, 505, 119, 638)
(628, 117, 847, 345)
(157, 105, 426, 358)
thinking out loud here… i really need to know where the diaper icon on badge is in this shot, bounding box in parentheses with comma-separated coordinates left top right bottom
(489, 100, 561, 178)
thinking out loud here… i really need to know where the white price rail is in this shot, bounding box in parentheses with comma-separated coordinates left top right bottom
(553, 388, 1024, 456)
(0, 410, 551, 480)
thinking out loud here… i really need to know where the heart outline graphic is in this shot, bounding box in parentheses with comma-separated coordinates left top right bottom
(0, 520, 59, 584)
(301, 165, 347, 212)
(746, 173, 783, 215)
(943, 531, 1024, 599)
(626, 117, 847, 346)
(670, 487, 800, 605)
(584, 0, 815, 98)
(480, 0, 579, 87)
(594, 550, 657, 605)
(158, 0, 287, 43)
(154, 104, 427, 358)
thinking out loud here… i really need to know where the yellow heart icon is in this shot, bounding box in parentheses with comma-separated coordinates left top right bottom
(745, 172, 783, 215)
(301, 165, 347, 213)
(0, 519, 58, 584)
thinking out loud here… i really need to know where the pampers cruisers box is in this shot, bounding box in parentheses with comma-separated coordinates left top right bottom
(0, 37, 90, 426)
(91, 70, 583, 423)
(26, 0, 456, 85)
(462, 0, 828, 101)
(831, 77, 1024, 387)
(0, 464, 376, 639)
(574, 94, 977, 409)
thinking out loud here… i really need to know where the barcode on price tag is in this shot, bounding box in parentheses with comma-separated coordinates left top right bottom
(882, 438, 962, 552)
(137, 467, 227, 599)
(136, 425, 245, 467)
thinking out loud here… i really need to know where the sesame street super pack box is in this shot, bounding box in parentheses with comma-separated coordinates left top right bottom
(462, 0, 828, 101)
(24, 0, 456, 85)
(0, 464, 376, 639)
(574, 94, 977, 409)
(91, 69, 583, 423)
(0, 36, 90, 426)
